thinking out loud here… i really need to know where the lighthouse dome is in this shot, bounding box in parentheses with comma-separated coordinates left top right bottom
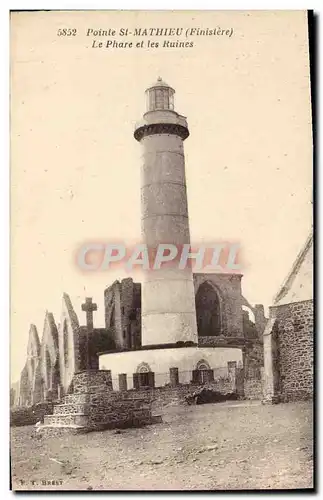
(147, 77, 174, 90)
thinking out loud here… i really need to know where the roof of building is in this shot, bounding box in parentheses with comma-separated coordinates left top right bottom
(147, 77, 174, 91)
(273, 230, 313, 306)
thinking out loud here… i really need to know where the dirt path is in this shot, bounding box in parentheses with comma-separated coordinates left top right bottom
(11, 400, 313, 491)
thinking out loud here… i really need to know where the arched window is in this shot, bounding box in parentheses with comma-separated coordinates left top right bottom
(195, 359, 213, 384)
(195, 282, 222, 337)
(196, 359, 211, 371)
(136, 362, 151, 373)
(135, 362, 153, 388)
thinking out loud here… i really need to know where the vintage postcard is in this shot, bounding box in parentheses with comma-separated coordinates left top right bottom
(10, 10, 314, 491)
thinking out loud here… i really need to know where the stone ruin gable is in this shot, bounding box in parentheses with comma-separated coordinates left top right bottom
(104, 280, 122, 348)
(239, 300, 267, 400)
(193, 273, 244, 339)
(78, 326, 115, 371)
(33, 361, 44, 404)
(120, 278, 142, 349)
(40, 311, 60, 401)
(26, 324, 41, 383)
(241, 297, 267, 340)
(273, 231, 313, 307)
(19, 357, 43, 406)
(104, 278, 141, 350)
(263, 232, 313, 403)
(18, 324, 42, 406)
(10, 380, 21, 407)
(18, 364, 30, 406)
(10, 388, 16, 407)
(58, 293, 80, 395)
(242, 310, 259, 340)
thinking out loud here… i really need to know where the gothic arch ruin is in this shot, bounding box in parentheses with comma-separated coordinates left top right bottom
(195, 281, 222, 337)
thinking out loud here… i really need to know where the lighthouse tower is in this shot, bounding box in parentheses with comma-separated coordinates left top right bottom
(134, 78, 198, 347)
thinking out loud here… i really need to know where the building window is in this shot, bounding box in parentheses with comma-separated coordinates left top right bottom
(139, 372, 150, 387)
(155, 89, 164, 109)
(121, 306, 125, 315)
(134, 362, 155, 388)
(123, 329, 126, 339)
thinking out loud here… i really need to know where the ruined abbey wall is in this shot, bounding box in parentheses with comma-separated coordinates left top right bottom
(267, 300, 313, 402)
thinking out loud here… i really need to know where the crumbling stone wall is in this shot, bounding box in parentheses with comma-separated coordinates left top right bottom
(78, 327, 115, 371)
(104, 279, 141, 350)
(40, 312, 60, 401)
(271, 299, 313, 402)
(43, 370, 153, 431)
(58, 294, 80, 395)
(121, 278, 141, 348)
(194, 273, 244, 339)
(243, 341, 264, 400)
(18, 325, 42, 406)
(131, 378, 236, 411)
(11, 402, 54, 427)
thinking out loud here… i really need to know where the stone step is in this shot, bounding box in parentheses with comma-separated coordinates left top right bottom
(36, 424, 87, 436)
(63, 394, 89, 404)
(44, 413, 89, 427)
(53, 403, 89, 415)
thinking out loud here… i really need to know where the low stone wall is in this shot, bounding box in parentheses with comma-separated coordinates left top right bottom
(274, 300, 313, 402)
(11, 402, 54, 427)
(263, 300, 313, 403)
(87, 392, 152, 429)
(244, 378, 263, 400)
(43, 370, 154, 432)
(130, 378, 236, 410)
(243, 341, 264, 400)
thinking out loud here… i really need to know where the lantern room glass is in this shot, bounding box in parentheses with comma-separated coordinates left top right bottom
(146, 87, 175, 111)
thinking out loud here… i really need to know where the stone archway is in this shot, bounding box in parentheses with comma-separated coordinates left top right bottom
(195, 281, 222, 337)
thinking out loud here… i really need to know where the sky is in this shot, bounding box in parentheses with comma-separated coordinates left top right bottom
(10, 10, 313, 382)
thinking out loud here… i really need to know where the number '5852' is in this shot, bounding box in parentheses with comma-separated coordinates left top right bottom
(57, 28, 77, 36)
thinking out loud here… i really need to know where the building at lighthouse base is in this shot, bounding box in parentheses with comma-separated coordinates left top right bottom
(99, 345, 243, 390)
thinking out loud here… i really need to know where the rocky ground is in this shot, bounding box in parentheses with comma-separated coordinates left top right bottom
(11, 400, 313, 491)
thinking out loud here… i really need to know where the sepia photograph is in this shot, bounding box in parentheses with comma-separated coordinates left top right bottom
(10, 10, 314, 491)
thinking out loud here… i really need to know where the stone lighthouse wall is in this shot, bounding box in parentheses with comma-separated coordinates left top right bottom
(137, 105, 198, 347)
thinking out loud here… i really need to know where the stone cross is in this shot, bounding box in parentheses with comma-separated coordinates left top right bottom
(81, 297, 97, 371)
(81, 297, 97, 331)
